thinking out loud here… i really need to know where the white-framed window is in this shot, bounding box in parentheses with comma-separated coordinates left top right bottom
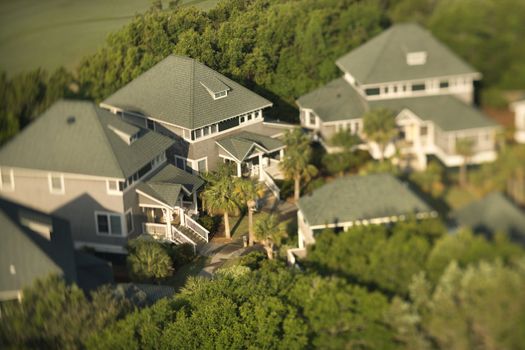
(0, 168, 14, 191)
(95, 211, 124, 236)
(146, 119, 156, 131)
(125, 209, 134, 234)
(48, 173, 65, 194)
(196, 157, 208, 174)
(213, 90, 228, 99)
(106, 179, 122, 195)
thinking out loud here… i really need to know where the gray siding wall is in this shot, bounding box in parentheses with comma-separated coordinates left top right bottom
(0, 168, 127, 248)
(320, 124, 337, 141)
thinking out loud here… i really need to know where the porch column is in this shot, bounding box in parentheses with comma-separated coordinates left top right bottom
(163, 208, 172, 240)
(236, 161, 242, 177)
(279, 149, 284, 160)
(258, 154, 264, 181)
(179, 206, 185, 226)
(193, 191, 198, 213)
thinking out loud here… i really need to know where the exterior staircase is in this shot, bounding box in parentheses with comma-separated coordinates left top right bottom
(173, 225, 207, 253)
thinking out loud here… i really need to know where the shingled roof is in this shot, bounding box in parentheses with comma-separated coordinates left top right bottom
(216, 131, 284, 162)
(0, 100, 174, 178)
(336, 23, 478, 85)
(296, 78, 368, 123)
(0, 198, 77, 300)
(370, 95, 499, 131)
(298, 173, 434, 227)
(102, 55, 272, 129)
(452, 192, 525, 244)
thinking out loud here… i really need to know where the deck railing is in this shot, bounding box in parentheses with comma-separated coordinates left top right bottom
(142, 223, 168, 240)
(172, 225, 197, 254)
(184, 214, 209, 242)
(261, 168, 280, 201)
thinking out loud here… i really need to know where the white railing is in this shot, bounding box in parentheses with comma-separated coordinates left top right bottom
(184, 214, 209, 242)
(142, 223, 168, 240)
(172, 225, 197, 254)
(261, 168, 280, 201)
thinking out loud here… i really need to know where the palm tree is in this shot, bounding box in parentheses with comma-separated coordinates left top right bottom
(232, 178, 265, 246)
(279, 128, 318, 202)
(456, 138, 475, 187)
(253, 214, 287, 260)
(200, 165, 239, 239)
(363, 108, 397, 161)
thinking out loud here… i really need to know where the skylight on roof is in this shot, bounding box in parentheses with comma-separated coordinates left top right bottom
(407, 51, 427, 65)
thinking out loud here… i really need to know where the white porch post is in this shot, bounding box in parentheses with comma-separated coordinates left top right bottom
(193, 191, 198, 213)
(279, 149, 284, 160)
(179, 202, 185, 226)
(258, 154, 264, 181)
(236, 161, 242, 177)
(163, 208, 172, 240)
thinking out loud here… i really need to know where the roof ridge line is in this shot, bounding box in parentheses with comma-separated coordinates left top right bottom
(92, 106, 126, 178)
(362, 27, 395, 83)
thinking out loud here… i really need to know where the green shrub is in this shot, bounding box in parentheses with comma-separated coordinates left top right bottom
(127, 238, 174, 282)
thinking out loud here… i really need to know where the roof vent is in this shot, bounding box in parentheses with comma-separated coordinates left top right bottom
(407, 51, 427, 66)
(67, 116, 76, 125)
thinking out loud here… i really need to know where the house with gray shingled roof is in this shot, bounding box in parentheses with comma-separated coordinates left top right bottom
(100, 55, 292, 194)
(295, 173, 436, 250)
(0, 99, 209, 253)
(0, 197, 112, 301)
(297, 23, 501, 170)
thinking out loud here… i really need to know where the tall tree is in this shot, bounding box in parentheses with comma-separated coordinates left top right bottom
(279, 128, 318, 202)
(233, 178, 265, 246)
(201, 165, 239, 239)
(363, 108, 398, 162)
(253, 214, 287, 259)
(455, 137, 475, 187)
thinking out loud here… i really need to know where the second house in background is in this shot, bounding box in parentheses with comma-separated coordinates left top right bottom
(297, 23, 501, 170)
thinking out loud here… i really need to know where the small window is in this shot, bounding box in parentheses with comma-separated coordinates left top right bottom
(439, 81, 449, 89)
(203, 127, 210, 136)
(185, 160, 193, 174)
(49, 174, 64, 194)
(194, 129, 202, 139)
(126, 210, 133, 234)
(214, 90, 227, 99)
(365, 88, 380, 96)
(0, 169, 14, 191)
(146, 119, 155, 131)
(420, 126, 428, 136)
(309, 114, 316, 126)
(411, 83, 426, 92)
(247, 114, 252, 121)
(175, 157, 185, 170)
(96, 212, 123, 236)
(210, 124, 217, 133)
(197, 159, 207, 174)
(107, 180, 121, 194)
(240, 116, 245, 123)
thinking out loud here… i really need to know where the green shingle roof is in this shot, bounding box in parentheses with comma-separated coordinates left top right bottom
(0, 100, 174, 178)
(0, 198, 77, 297)
(136, 164, 204, 208)
(336, 23, 478, 85)
(452, 192, 525, 244)
(102, 55, 272, 129)
(370, 95, 498, 131)
(216, 131, 284, 162)
(296, 78, 368, 123)
(298, 173, 433, 227)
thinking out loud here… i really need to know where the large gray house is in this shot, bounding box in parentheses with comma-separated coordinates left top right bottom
(100, 55, 290, 186)
(297, 23, 501, 170)
(0, 56, 290, 253)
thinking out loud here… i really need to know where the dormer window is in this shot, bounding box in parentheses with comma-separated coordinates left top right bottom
(200, 77, 230, 100)
(407, 51, 427, 65)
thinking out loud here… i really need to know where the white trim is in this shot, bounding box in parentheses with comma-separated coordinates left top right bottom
(195, 156, 208, 174)
(48, 173, 65, 195)
(349, 72, 482, 89)
(125, 208, 134, 234)
(106, 179, 122, 196)
(94, 211, 125, 237)
(136, 188, 176, 209)
(4, 166, 124, 182)
(0, 168, 15, 192)
(74, 241, 127, 254)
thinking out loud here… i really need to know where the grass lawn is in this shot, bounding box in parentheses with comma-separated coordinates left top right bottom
(164, 255, 210, 291)
(0, 0, 218, 75)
